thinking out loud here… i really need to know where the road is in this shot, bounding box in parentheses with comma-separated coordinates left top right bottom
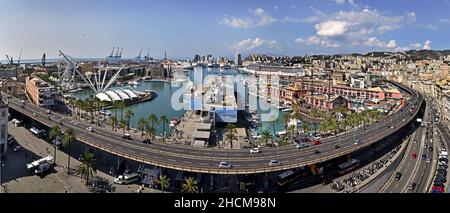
(4, 82, 424, 174)
(381, 98, 436, 193)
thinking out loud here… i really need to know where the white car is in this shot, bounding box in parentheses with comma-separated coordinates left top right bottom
(296, 143, 309, 149)
(86, 127, 94, 132)
(46, 110, 51, 114)
(269, 160, 281, 167)
(249, 148, 260, 154)
(219, 162, 232, 168)
(13, 146, 21, 152)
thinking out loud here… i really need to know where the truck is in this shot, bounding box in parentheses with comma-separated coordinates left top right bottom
(26, 155, 53, 175)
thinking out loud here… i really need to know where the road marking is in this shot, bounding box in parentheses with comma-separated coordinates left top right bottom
(199, 163, 208, 166)
(168, 159, 177, 162)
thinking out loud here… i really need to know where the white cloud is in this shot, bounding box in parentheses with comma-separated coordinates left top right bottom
(362, 37, 397, 49)
(333, 0, 346, 4)
(273, 6, 278, 11)
(315, 20, 348, 37)
(407, 12, 416, 22)
(231, 38, 280, 51)
(440, 18, 450, 24)
(348, 0, 357, 6)
(411, 43, 422, 49)
(220, 17, 253, 28)
(220, 8, 276, 28)
(295, 36, 340, 48)
(423, 40, 431, 50)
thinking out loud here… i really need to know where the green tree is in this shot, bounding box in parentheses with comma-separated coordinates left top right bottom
(159, 115, 169, 140)
(156, 175, 170, 193)
(260, 130, 272, 146)
(62, 128, 75, 174)
(224, 124, 237, 149)
(49, 125, 61, 165)
(75, 152, 96, 185)
(145, 125, 156, 139)
(110, 116, 117, 131)
(124, 109, 134, 130)
(119, 120, 127, 135)
(181, 177, 199, 193)
(115, 100, 126, 121)
(148, 114, 159, 129)
(137, 118, 147, 137)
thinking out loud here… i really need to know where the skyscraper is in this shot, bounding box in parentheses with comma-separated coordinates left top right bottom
(234, 53, 242, 66)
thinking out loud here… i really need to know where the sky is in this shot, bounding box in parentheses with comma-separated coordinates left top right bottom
(1, 0, 450, 60)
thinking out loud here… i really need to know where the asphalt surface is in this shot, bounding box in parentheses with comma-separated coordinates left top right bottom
(4, 82, 424, 174)
(382, 99, 436, 193)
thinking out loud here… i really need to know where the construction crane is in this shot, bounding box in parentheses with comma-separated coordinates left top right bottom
(5, 55, 13, 65)
(17, 48, 23, 64)
(136, 48, 142, 59)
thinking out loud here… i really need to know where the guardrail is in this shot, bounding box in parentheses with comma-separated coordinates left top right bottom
(6, 83, 424, 174)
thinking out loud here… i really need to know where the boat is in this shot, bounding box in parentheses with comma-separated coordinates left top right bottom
(141, 76, 152, 82)
(169, 117, 181, 128)
(282, 108, 293, 112)
(128, 80, 140, 86)
(99, 110, 112, 116)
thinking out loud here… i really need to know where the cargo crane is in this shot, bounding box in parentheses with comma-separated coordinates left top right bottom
(136, 48, 142, 59)
(5, 55, 13, 65)
(17, 48, 23, 64)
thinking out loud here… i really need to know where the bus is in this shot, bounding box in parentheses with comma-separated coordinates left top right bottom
(337, 159, 361, 175)
(113, 173, 140, 185)
(276, 167, 310, 187)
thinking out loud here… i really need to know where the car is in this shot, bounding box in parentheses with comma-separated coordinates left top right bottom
(390, 126, 395, 129)
(439, 158, 448, 163)
(422, 154, 427, 160)
(408, 182, 417, 191)
(86, 127, 94, 132)
(142, 138, 151, 144)
(13, 146, 21, 152)
(429, 147, 434, 152)
(312, 140, 321, 145)
(122, 134, 132, 140)
(412, 153, 417, 159)
(33, 112, 38, 117)
(426, 158, 431, 164)
(424, 144, 428, 149)
(219, 161, 232, 168)
(413, 140, 417, 144)
(402, 118, 406, 122)
(46, 110, 51, 114)
(296, 143, 309, 149)
(394, 172, 402, 181)
(268, 160, 281, 167)
(334, 145, 340, 149)
(354, 140, 361, 146)
(249, 148, 260, 154)
(314, 150, 321, 154)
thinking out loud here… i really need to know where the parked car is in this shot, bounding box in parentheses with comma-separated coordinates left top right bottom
(268, 160, 281, 167)
(296, 143, 309, 149)
(314, 150, 321, 154)
(46, 110, 51, 114)
(86, 127, 94, 132)
(142, 138, 151, 144)
(218, 161, 232, 168)
(334, 145, 340, 149)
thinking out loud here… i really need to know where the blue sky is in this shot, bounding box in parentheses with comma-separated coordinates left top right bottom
(1, 0, 450, 59)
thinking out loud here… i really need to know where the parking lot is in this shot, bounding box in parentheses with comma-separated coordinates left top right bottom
(1, 122, 160, 193)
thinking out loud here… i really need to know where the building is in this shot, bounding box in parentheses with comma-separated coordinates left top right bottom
(234, 53, 242, 66)
(302, 94, 349, 110)
(443, 91, 450, 126)
(25, 76, 57, 107)
(0, 95, 8, 158)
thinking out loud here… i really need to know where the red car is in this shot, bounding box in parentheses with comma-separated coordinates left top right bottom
(312, 140, 322, 145)
(412, 153, 417, 159)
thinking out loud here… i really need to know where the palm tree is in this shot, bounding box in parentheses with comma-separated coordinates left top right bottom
(269, 116, 279, 138)
(62, 128, 75, 174)
(156, 175, 170, 193)
(119, 120, 127, 135)
(115, 100, 126, 121)
(110, 116, 117, 131)
(181, 177, 199, 193)
(148, 114, 159, 129)
(282, 113, 291, 129)
(159, 115, 169, 140)
(75, 152, 96, 185)
(279, 134, 288, 146)
(144, 126, 156, 139)
(124, 109, 134, 130)
(137, 118, 147, 137)
(224, 124, 237, 149)
(49, 125, 61, 165)
(260, 130, 272, 146)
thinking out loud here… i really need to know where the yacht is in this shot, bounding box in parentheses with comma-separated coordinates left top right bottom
(128, 80, 140, 86)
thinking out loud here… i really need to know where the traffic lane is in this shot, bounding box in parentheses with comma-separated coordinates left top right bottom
(9, 97, 421, 166)
(386, 128, 423, 193)
(11, 89, 422, 155)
